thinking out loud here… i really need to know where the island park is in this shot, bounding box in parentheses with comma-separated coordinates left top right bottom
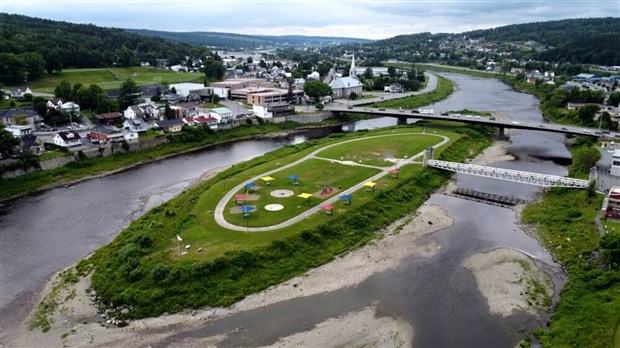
(76, 124, 492, 318)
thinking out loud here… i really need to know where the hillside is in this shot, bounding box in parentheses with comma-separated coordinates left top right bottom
(0, 14, 210, 84)
(125, 29, 372, 49)
(346, 17, 620, 66)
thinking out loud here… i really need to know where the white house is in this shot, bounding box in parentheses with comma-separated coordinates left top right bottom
(252, 105, 273, 119)
(60, 102, 80, 115)
(53, 131, 82, 147)
(209, 107, 233, 123)
(46, 98, 64, 110)
(123, 130, 139, 142)
(6, 125, 32, 138)
(611, 149, 620, 177)
(124, 105, 144, 120)
(384, 83, 404, 93)
(123, 119, 149, 133)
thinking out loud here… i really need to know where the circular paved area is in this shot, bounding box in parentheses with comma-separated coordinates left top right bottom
(271, 189, 294, 197)
(265, 204, 284, 211)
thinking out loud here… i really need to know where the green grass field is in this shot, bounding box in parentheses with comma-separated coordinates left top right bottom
(21, 67, 203, 93)
(165, 127, 459, 261)
(370, 74, 454, 110)
(316, 133, 442, 167)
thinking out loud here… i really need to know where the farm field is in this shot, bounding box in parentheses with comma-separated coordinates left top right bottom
(20, 67, 203, 93)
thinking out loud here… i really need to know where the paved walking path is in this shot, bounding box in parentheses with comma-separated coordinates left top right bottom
(213, 132, 450, 232)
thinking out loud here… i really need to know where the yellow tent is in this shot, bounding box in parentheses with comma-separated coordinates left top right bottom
(261, 176, 274, 182)
(297, 193, 312, 199)
(363, 182, 377, 188)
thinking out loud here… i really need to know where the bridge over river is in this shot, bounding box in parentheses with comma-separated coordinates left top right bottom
(327, 106, 620, 139)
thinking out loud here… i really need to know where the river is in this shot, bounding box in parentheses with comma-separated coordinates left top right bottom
(1, 73, 568, 345)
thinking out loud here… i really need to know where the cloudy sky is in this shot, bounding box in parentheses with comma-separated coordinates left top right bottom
(2, 0, 619, 40)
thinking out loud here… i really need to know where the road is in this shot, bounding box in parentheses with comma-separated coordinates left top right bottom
(213, 132, 450, 232)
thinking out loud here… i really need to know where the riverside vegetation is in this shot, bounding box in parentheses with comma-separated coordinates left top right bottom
(66, 124, 492, 321)
(522, 137, 620, 347)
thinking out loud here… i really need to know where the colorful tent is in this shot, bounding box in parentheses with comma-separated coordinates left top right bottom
(244, 182, 257, 189)
(388, 168, 399, 178)
(321, 204, 334, 215)
(288, 175, 299, 185)
(364, 182, 377, 191)
(236, 194, 248, 200)
(340, 194, 352, 205)
(261, 176, 274, 183)
(241, 205, 254, 212)
(297, 193, 312, 199)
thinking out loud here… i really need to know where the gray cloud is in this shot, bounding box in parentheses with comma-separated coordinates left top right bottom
(2, 0, 618, 39)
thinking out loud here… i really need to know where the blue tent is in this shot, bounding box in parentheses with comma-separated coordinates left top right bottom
(288, 175, 299, 180)
(241, 205, 254, 213)
(340, 194, 352, 205)
(245, 182, 257, 189)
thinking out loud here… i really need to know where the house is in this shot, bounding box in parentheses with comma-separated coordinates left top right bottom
(610, 149, 620, 177)
(53, 131, 82, 147)
(209, 107, 233, 123)
(602, 186, 620, 219)
(123, 119, 149, 133)
(126, 103, 162, 120)
(252, 102, 295, 119)
(124, 105, 144, 120)
(123, 130, 138, 142)
(60, 102, 80, 115)
(9, 87, 32, 99)
(89, 126, 124, 143)
(0, 107, 38, 127)
(575, 73, 597, 82)
(192, 116, 219, 129)
(94, 112, 123, 125)
(182, 117, 196, 126)
(155, 119, 184, 133)
(46, 98, 64, 110)
(168, 83, 207, 98)
(384, 83, 404, 93)
(5, 125, 32, 138)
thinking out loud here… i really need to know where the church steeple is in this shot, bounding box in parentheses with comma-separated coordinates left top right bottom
(349, 53, 356, 78)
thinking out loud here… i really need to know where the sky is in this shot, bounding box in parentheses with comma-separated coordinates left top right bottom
(1, 0, 619, 40)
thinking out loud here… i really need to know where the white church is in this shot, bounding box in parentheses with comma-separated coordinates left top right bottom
(329, 54, 363, 99)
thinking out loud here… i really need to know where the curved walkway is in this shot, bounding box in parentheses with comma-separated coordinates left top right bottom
(214, 132, 450, 232)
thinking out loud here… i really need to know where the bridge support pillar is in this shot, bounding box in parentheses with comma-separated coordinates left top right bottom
(497, 127, 507, 139)
(423, 147, 434, 166)
(397, 116, 408, 125)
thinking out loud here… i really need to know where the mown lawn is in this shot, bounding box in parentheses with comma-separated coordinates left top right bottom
(316, 133, 442, 167)
(22, 67, 203, 93)
(369, 74, 454, 110)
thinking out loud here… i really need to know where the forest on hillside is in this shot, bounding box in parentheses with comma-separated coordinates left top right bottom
(0, 14, 210, 84)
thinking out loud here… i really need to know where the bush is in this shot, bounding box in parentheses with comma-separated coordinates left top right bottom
(314, 103, 324, 110)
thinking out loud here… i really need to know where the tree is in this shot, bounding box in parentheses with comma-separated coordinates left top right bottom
(203, 58, 226, 82)
(33, 96, 47, 115)
(0, 125, 20, 158)
(164, 103, 175, 120)
(247, 57, 253, 64)
(363, 67, 373, 80)
(577, 104, 599, 125)
(609, 92, 620, 107)
(349, 91, 358, 100)
(54, 80, 73, 100)
(211, 94, 220, 106)
(170, 87, 177, 94)
(119, 78, 140, 110)
(387, 66, 397, 77)
(303, 80, 332, 103)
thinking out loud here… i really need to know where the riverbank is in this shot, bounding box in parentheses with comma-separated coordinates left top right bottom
(0, 124, 335, 204)
(3, 139, 555, 347)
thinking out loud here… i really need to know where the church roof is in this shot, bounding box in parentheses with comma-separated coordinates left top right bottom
(330, 77, 362, 89)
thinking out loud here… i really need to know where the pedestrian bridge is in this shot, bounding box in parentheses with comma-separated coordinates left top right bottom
(425, 159, 590, 188)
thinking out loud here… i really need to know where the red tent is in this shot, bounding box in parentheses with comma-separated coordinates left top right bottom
(388, 168, 399, 178)
(321, 204, 334, 211)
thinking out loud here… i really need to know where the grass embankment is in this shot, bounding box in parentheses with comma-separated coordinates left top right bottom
(369, 74, 454, 109)
(20, 67, 203, 93)
(447, 109, 492, 117)
(76, 125, 492, 319)
(0, 122, 303, 202)
(521, 140, 620, 348)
